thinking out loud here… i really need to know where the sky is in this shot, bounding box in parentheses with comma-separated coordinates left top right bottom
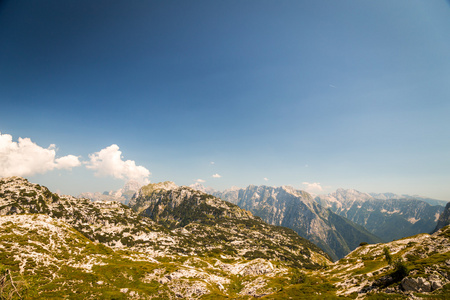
(1, 0, 449, 199)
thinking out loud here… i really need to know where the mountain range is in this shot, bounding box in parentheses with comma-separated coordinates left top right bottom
(80, 181, 447, 261)
(0, 176, 330, 299)
(212, 185, 382, 261)
(368, 192, 448, 207)
(188, 184, 446, 261)
(1, 176, 448, 299)
(315, 188, 445, 242)
(79, 180, 142, 204)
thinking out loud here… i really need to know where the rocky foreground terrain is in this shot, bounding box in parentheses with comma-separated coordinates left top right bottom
(0, 176, 330, 299)
(0, 176, 449, 299)
(324, 225, 450, 298)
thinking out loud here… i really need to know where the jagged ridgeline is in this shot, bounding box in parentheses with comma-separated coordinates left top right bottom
(315, 189, 445, 242)
(214, 185, 383, 261)
(129, 182, 331, 267)
(0, 177, 333, 299)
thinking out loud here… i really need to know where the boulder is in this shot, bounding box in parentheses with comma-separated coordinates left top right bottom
(428, 274, 444, 291)
(401, 277, 431, 292)
(430, 280, 442, 291)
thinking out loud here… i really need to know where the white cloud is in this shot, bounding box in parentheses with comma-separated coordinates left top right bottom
(85, 144, 150, 184)
(196, 179, 205, 183)
(264, 177, 269, 181)
(0, 132, 81, 177)
(210, 161, 215, 165)
(212, 173, 221, 178)
(302, 182, 323, 193)
(55, 155, 82, 169)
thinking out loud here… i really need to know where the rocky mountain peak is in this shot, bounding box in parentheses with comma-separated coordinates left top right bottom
(280, 185, 296, 193)
(122, 180, 142, 193)
(225, 185, 241, 192)
(333, 188, 373, 203)
(128, 181, 179, 207)
(188, 182, 217, 194)
(130, 184, 256, 226)
(140, 181, 178, 194)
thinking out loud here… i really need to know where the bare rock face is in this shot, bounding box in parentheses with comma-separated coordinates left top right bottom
(433, 202, 450, 233)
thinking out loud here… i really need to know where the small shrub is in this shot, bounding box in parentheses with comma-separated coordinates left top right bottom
(290, 269, 307, 284)
(392, 259, 408, 281)
(383, 247, 392, 265)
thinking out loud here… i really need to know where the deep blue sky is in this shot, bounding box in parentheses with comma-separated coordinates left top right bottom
(1, 0, 449, 199)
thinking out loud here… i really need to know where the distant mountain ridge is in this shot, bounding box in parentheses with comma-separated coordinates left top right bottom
(315, 188, 445, 242)
(211, 185, 382, 261)
(190, 184, 446, 259)
(79, 180, 142, 204)
(369, 191, 448, 206)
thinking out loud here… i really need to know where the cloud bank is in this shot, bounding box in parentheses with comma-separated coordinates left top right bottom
(0, 132, 81, 177)
(0, 132, 150, 186)
(212, 173, 221, 178)
(85, 144, 150, 184)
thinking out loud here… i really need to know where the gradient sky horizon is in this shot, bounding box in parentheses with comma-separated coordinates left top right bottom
(1, 0, 449, 199)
